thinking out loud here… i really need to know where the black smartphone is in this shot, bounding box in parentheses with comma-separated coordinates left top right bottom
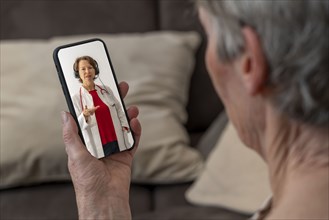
(53, 38, 135, 159)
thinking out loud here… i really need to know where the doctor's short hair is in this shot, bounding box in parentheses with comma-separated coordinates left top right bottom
(197, 0, 329, 126)
(73, 56, 100, 83)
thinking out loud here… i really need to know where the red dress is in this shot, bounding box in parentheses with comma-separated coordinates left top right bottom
(89, 90, 117, 145)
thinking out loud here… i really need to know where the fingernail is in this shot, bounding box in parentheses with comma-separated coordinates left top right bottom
(61, 111, 68, 124)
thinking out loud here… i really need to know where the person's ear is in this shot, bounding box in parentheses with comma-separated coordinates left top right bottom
(239, 26, 268, 96)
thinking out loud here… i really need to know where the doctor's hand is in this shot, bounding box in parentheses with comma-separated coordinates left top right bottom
(61, 81, 141, 220)
(83, 105, 99, 118)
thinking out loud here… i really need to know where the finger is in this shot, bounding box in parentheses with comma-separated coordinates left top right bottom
(119, 81, 129, 99)
(127, 105, 139, 120)
(85, 105, 88, 110)
(61, 111, 91, 161)
(90, 106, 97, 112)
(130, 118, 141, 138)
(129, 118, 141, 155)
(89, 106, 100, 115)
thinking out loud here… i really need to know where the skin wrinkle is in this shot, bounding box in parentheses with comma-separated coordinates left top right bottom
(265, 117, 292, 202)
(289, 125, 329, 168)
(264, 106, 329, 215)
(73, 159, 131, 219)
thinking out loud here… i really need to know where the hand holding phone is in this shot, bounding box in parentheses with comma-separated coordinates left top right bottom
(60, 83, 141, 219)
(55, 40, 141, 219)
(54, 39, 135, 158)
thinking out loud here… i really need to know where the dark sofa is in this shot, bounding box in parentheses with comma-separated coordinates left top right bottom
(0, 1, 249, 219)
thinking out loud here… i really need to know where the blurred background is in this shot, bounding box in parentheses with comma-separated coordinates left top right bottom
(0, 1, 269, 219)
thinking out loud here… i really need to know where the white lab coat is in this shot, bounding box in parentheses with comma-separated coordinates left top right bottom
(72, 85, 130, 158)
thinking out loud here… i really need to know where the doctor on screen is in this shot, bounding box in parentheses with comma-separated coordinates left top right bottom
(71, 55, 130, 158)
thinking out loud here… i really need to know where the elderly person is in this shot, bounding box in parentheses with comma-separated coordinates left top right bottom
(61, 0, 328, 219)
(72, 55, 131, 159)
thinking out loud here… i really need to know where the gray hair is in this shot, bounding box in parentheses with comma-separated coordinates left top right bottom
(198, 0, 329, 126)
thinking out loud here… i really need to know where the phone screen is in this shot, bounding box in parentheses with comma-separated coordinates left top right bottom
(53, 39, 134, 159)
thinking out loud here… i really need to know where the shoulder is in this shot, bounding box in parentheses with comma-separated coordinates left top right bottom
(72, 88, 82, 101)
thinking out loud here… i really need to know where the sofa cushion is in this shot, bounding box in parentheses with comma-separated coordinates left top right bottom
(0, 31, 204, 189)
(196, 112, 228, 159)
(185, 121, 271, 214)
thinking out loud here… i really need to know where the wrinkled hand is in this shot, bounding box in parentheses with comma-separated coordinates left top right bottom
(61, 81, 141, 220)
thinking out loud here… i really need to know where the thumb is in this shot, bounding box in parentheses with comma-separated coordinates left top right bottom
(93, 105, 100, 112)
(90, 106, 100, 114)
(61, 111, 90, 161)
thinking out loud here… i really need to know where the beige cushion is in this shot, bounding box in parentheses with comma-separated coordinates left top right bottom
(0, 32, 203, 189)
(185, 122, 271, 214)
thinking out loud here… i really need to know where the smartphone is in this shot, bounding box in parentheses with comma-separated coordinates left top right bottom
(53, 38, 134, 159)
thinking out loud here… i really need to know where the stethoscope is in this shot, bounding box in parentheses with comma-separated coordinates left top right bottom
(79, 84, 109, 110)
